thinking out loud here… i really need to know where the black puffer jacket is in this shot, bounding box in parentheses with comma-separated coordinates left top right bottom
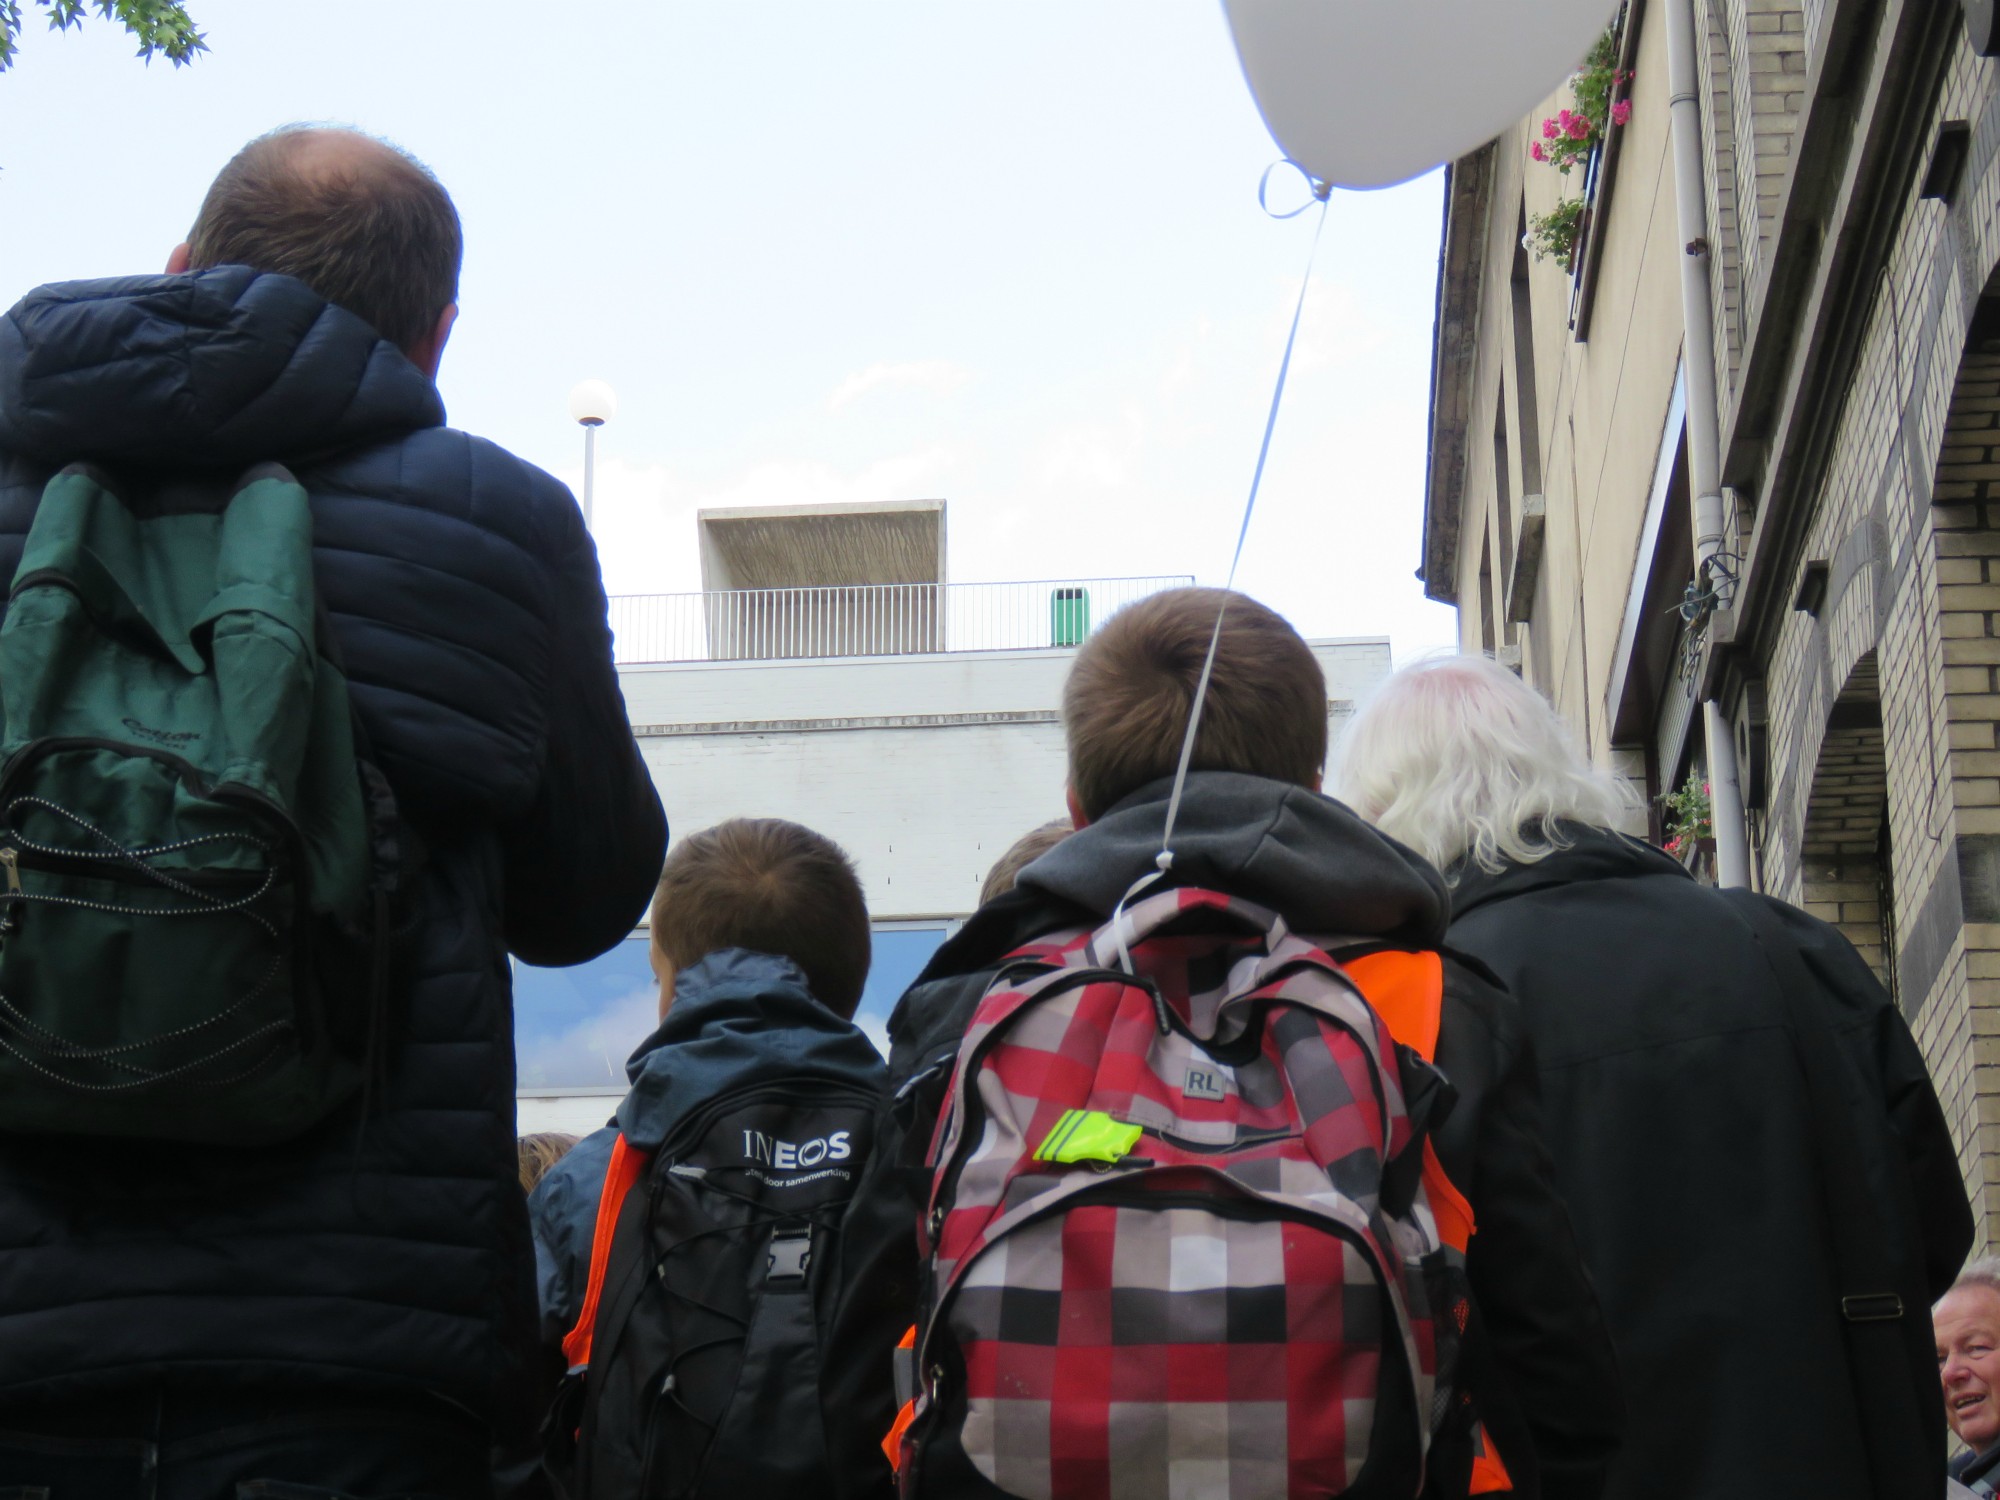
(1449, 826, 1974, 1500)
(0, 268, 667, 1427)
(856, 772, 1623, 1500)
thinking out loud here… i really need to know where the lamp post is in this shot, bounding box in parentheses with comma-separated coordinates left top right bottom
(567, 379, 618, 529)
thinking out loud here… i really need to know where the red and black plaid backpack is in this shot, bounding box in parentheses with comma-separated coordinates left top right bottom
(889, 885, 1488, 1500)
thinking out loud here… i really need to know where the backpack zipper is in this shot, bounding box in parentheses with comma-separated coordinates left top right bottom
(1140, 1123, 1298, 1156)
(0, 842, 276, 890)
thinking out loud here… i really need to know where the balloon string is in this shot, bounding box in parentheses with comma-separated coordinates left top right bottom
(1109, 185, 1332, 966)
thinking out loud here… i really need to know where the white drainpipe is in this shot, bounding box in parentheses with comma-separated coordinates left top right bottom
(1664, 0, 1753, 888)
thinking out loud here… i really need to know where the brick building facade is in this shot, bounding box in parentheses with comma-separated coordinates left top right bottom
(1424, 0, 2000, 1237)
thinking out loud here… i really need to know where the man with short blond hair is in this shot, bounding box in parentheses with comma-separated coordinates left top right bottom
(0, 124, 665, 1496)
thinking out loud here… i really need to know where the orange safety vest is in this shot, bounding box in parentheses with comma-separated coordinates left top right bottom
(1345, 950, 1511, 1497)
(881, 949, 1511, 1493)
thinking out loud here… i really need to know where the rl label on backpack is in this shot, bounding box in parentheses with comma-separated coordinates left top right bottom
(1185, 1064, 1231, 1100)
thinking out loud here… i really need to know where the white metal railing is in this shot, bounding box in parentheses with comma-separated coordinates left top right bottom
(610, 576, 1194, 664)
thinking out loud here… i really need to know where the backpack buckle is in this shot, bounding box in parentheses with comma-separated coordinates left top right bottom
(767, 1231, 812, 1283)
(1841, 1292, 1904, 1322)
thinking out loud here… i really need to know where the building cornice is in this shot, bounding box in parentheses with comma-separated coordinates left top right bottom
(1421, 142, 1497, 605)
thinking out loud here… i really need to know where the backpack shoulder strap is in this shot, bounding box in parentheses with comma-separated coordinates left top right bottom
(562, 1132, 652, 1370)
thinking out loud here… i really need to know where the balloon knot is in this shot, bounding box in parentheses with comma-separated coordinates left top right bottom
(1155, 850, 1174, 873)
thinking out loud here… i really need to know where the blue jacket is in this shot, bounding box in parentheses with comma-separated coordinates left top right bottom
(530, 948, 888, 1346)
(0, 268, 667, 1426)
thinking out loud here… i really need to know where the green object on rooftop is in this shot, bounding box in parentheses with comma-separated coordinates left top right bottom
(1051, 587, 1090, 647)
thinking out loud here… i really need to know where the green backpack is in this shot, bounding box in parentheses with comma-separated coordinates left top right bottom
(0, 461, 393, 1145)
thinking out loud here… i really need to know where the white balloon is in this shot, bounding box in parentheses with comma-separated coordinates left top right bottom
(1222, 0, 1621, 191)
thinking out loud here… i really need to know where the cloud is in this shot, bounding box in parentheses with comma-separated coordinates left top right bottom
(695, 447, 960, 512)
(1032, 402, 1147, 490)
(517, 980, 657, 1090)
(854, 1006, 892, 1058)
(827, 360, 973, 412)
(1288, 277, 1398, 379)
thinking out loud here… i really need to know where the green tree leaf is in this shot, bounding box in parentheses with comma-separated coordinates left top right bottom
(0, 0, 206, 74)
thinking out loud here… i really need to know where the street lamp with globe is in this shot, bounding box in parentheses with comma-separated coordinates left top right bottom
(568, 379, 618, 529)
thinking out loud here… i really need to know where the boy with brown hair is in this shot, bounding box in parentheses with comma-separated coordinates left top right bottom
(865, 587, 1622, 1499)
(528, 819, 903, 1499)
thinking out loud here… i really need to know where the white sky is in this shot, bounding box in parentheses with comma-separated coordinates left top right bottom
(0, 0, 1457, 657)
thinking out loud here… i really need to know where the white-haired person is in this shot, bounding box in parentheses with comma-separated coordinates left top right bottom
(1939, 1257, 2000, 1496)
(1337, 654, 1973, 1500)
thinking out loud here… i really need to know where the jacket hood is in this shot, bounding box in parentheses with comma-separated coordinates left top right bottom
(1447, 821, 1689, 920)
(0, 267, 443, 471)
(615, 948, 886, 1153)
(1017, 770, 1450, 946)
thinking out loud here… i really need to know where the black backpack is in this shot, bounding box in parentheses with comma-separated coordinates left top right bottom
(550, 1075, 898, 1500)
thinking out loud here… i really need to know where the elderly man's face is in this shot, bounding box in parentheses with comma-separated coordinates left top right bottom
(1939, 1285, 2000, 1452)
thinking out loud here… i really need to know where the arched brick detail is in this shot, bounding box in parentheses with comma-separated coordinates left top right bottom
(1800, 655, 1891, 987)
(1933, 341, 2000, 816)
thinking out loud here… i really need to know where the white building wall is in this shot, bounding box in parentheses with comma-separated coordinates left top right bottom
(620, 639, 1393, 921)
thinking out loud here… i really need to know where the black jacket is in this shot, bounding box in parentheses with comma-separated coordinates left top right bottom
(1449, 826, 1974, 1500)
(864, 772, 1623, 1500)
(0, 269, 667, 1427)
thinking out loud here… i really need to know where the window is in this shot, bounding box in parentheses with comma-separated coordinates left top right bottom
(1477, 537, 1497, 655)
(514, 935, 657, 1093)
(513, 920, 958, 1091)
(1509, 227, 1543, 497)
(853, 921, 956, 1052)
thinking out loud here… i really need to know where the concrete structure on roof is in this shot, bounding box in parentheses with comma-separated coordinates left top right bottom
(695, 500, 947, 658)
(1422, 0, 2000, 1239)
(697, 499, 946, 590)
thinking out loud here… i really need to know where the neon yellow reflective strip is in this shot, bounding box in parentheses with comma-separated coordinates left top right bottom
(1033, 1110, 1082, 1162)
(1033, 1109, 1142, 1164)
